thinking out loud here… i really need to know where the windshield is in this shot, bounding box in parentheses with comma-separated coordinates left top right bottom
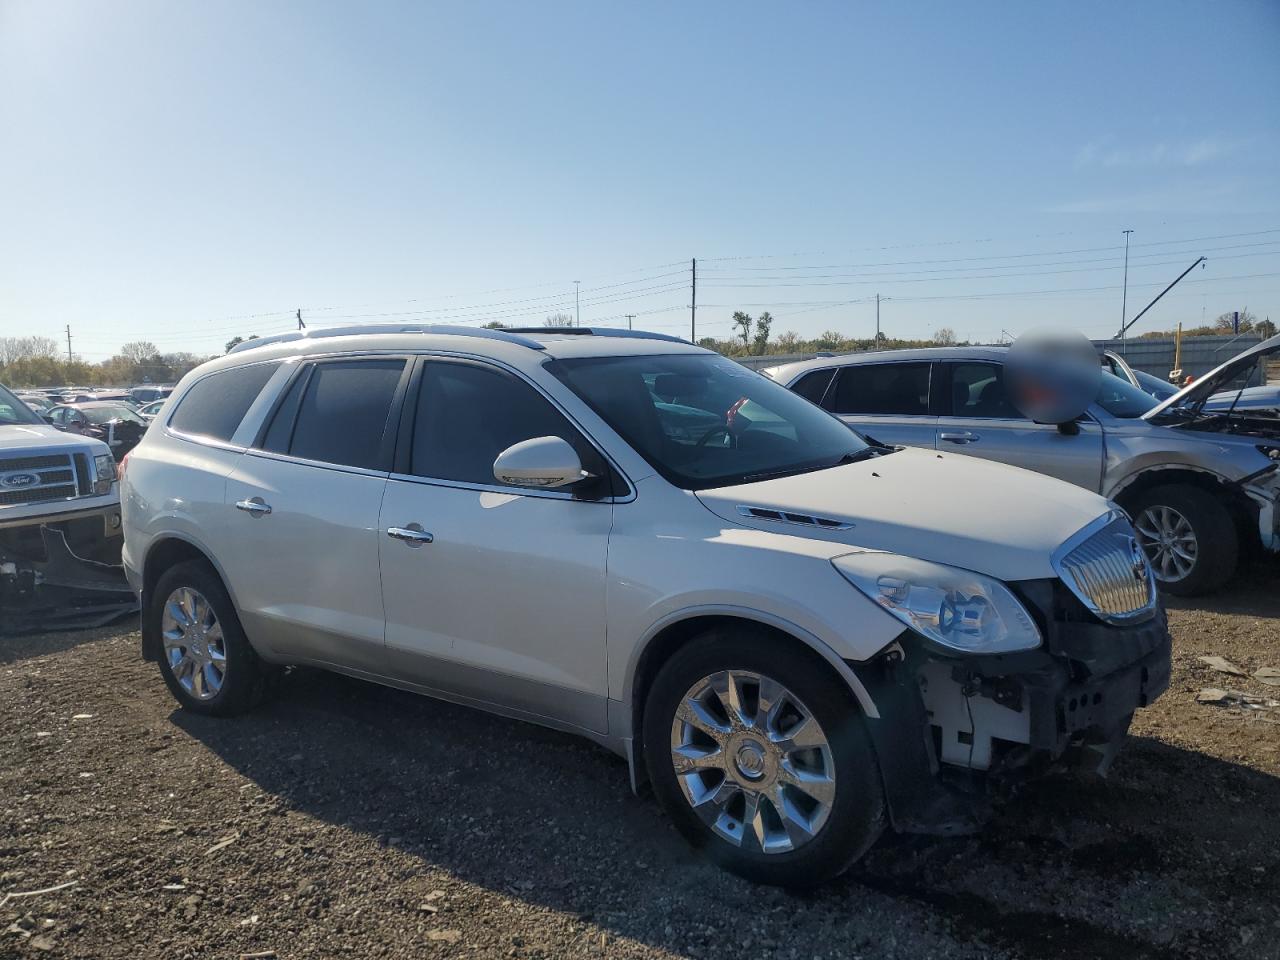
(0, 384, 46, 426)
(547, 353, 872, 490)
(82, 404, 145, 425)
(1132, 368, 1179, 400)
(1096, 371, 1160, 419)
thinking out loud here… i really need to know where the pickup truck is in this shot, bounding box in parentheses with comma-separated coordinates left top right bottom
(0, 382, 137, 632)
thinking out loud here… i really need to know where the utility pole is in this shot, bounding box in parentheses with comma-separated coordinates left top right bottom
(297, 308, 306, 330)
(624, 314, 636, 330)
(574, 281, 580, 327)
(691, 258, 697, 342)
(1120, 229, 1133, 355)
(65, 324, 73, 362)
(875, 294, 880, 341)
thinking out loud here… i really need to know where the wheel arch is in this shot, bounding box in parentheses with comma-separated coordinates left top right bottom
(623, 606, 882, 791)
(1109, 465, 1258, 543)
(140, 534, 239, 661)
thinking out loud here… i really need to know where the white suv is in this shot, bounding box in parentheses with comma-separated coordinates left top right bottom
(122, 325, 1171, 886)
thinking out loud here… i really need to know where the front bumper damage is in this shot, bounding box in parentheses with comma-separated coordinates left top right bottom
(851, 580, 1171, 836)
(0, 507, 139, 634)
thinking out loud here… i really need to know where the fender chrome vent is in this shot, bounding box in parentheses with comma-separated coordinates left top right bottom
(736, 505, 854, 531)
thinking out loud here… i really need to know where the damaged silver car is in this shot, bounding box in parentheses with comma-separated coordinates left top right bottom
(766, 333, 1280, 595)
(0, 382, 137, 632)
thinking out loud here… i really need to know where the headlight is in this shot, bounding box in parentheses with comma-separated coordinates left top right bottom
(832, 552, 1041, 654)
(93, 454, 117, 494)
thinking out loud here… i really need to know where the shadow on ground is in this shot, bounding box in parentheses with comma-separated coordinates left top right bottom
(174, 665, 1280, 958)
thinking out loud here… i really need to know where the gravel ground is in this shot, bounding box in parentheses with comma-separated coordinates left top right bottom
(2, 562, 1278, 960)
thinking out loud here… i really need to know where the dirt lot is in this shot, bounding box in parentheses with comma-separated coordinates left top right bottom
(2, 564, 1279, 960)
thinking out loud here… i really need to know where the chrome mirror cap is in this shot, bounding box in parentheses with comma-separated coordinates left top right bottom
(493, 435, 585, 488)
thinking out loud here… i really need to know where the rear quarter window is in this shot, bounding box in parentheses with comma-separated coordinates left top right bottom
(168, 363, 281, 443)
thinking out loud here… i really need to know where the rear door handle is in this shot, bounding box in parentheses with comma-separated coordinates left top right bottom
(235, 497, 272, 516)
(939, 431, 980, 444)
(387, 524, 434, 546)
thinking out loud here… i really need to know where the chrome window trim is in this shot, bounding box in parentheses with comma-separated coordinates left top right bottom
(241, 447, 392, 481)
(386, 469, 632, 504)
(161, 346, 637, 501)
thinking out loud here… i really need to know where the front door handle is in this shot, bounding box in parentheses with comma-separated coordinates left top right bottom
(939, 431, 980, 444)
(387, 524, 434, 546)
(235, 497, 272, 516)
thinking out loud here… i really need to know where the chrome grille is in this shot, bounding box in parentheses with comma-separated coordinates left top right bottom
(0, 453, 81, 506)
(1055, 515, 1156, 624)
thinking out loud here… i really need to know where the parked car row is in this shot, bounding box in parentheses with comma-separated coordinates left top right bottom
(763, 336, 1280, 596)
(1100, 348, 1280, 415)
(118, 324, 1188, 887)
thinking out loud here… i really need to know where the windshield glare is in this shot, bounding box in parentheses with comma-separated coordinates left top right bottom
(1096, 371, 1160, 419)
(0, 384, 46, 426)
(547, 353, 870, 490)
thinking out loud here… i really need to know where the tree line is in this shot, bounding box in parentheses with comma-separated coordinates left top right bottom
(0, 337, 213, 388)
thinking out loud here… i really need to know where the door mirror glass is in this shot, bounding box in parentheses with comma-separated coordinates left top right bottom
(493, 436, 585, 488)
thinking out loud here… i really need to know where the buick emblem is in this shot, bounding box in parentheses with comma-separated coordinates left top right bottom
(1128, 536, 1149, 586)
(0, 472, 39, 489)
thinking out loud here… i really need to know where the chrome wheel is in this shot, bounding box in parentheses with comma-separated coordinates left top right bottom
(160, 586, 226, 701)
(670, 669, 836, 854)
(1135, 504, 1198, 583)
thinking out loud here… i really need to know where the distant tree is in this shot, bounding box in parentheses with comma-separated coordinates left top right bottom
(775, 330, 801, 353)
(544, 312, 574, 327)
(225, 336, 244, 353)
(1258, 317, 1277, 339)
(814, 330, 845, 352)
(120, 340, 160, 364)
(1215, 308, 1256, 333)
(932, 327, 958, 346)
(0, 336, 60, 365)
(753, 312, 773, 355)
(732, 311, 753, 350)
(481, 321, 506, 330)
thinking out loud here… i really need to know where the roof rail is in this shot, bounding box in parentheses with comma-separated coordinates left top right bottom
(499, 327, 688, 344)
(228, 324, 547, 354)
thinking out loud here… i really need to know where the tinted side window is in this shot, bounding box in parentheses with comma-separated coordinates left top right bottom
(283, 360, 405, 470)
(950, 363, 1022, 419)
(411, 362, 584, 487)
(169, 363, 281, 442)
(792, 369, 835, 406)
(830, 363, 931, 416)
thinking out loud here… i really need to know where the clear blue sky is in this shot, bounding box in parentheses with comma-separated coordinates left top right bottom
(2, 0, 1277, 360)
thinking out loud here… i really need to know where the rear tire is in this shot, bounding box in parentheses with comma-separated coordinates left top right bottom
(147, 560, 278, 716)
(1130, 484, 1237, 596)
(642, 627, 884, 887)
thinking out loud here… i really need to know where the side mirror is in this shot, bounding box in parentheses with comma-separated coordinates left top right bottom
(493, 436, 586, 489)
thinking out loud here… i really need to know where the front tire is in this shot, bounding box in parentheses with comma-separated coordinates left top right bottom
(1130, 484, 1237, 596)
(147, 560, 278, 716)
(642, 627, 884, 887)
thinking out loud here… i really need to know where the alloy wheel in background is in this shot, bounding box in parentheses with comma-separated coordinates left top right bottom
(1134, 504, 1198, 583)
(670, 669, 836, 854)
(160, 586, 227, 700)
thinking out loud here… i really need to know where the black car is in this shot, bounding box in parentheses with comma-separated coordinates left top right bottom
(45, 401, 148, 459)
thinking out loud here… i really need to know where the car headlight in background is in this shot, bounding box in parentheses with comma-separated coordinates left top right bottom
(94, 454, 117, 494)
(832, 552, 1041, 654)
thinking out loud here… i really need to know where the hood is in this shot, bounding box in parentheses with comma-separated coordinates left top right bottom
(1144, 333, 1280, 420)
(0, 424, 110, 455)
(695, 446, 1110, 582)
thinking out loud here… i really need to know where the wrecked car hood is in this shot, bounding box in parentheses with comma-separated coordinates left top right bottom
(0, 424, 108, 454)
(1144, 333, 1280, 421)
(696, 446, 1110, 582)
